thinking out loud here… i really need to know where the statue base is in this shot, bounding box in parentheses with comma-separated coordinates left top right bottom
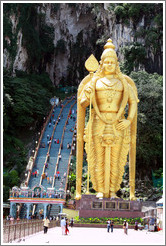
(76, 194, 144, 218)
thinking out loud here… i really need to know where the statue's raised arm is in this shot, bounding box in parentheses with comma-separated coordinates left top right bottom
(76, 39, 139, 200)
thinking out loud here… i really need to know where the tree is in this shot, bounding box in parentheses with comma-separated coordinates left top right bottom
(130, 71, 163, 178)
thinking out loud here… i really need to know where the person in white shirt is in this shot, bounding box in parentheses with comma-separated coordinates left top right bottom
(61, 217, 66, 235)
(43, 216, 50, 234)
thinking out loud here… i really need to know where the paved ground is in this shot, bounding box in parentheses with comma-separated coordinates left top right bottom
(10, 227, 164, 245)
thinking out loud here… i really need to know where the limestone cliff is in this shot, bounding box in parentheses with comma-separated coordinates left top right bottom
(3, 3, 163, 85)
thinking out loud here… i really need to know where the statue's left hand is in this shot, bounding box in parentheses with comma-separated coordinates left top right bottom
(116, 119, 131, 130)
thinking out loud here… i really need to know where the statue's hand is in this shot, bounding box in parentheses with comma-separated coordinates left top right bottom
(116, 119, 131, 131)
(84, 85, 94, 98)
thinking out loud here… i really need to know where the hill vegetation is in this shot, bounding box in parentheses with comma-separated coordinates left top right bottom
(3, 3, 163, 202)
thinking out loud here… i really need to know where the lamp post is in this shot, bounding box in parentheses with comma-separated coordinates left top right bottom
(69, 175, 71, 192)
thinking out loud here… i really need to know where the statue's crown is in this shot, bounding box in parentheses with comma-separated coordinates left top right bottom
(104, 39, 115, 50)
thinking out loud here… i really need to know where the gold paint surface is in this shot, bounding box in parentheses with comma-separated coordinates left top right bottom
(76, 38, 138, 200)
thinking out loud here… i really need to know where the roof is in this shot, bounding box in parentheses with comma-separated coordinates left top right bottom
(156, 197, 163, 204)
(3, 203, 10, 208)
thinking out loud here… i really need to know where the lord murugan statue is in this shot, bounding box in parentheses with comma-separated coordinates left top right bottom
(76, 39, 139, 200)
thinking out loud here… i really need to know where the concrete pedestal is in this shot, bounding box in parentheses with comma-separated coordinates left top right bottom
(76, 194, 144, 218)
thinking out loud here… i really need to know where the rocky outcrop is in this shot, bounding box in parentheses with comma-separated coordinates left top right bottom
(3, 3, 163, 85)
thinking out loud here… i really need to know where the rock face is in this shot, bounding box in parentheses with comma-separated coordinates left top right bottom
(3, 3, 163, 85)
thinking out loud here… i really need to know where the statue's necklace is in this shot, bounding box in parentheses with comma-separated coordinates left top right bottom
(106, 83, 118, 103)
(101, 77, 118, 87)
(100, 78, 119, 103)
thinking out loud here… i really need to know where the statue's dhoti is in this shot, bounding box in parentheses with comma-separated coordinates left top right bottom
(84, 112, 130, 198)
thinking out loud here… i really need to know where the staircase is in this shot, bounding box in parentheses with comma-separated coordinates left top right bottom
(19, 96, 77, 219)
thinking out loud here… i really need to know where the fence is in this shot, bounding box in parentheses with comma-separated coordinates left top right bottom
(3, 219, 58, 243)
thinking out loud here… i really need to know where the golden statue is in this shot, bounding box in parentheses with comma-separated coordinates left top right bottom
(76, 39, 139, 200)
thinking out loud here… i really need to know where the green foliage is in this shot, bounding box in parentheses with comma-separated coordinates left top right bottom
(3, 185, 10, 202)
(108, 3, 163, 74)
(3, 13, 17, 63)
(130, 71, 163, 177)
(153, 168, 163, 178)
(3, 170, 20, 202)
(71, 186, 75, 194)
(3, 72, 56, 202)
(3, 3, 55, 72)
(109, 3, 162, 25)
(74, 216, 143, 225)
(120, 43, 146, 75)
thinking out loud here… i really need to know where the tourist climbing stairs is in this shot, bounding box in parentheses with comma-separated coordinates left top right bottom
(19, 96, 77, 218)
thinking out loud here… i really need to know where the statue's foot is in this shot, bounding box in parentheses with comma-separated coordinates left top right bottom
(130, 196, 137, 201)
(110, 192, 119, 199)
(96, 192, 103, 199)
(75, 193, 82, 200)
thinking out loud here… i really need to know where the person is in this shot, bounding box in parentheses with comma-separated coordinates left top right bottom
(50, 176, 53, 184)
(67, 143, 70, 149)
(47, 176, 49, 184)
(47, 134, 49, 139)
(70, 218, 74, 228)
(111, 220, 114, 232)
(54, 138, 57, 143)
(123, 220, 128, 235)
(37, 169, 39, 177)
(135, 221, 138, 230)
(45, 172, 48, 178)
(10, 216, 14, 224)
(53, 119, 56, 124)
(76, 38, 138, 200)
(64, 172, 66, 178)
(49, 122, 51, 127)
(34, 170, 37, 177)
(107, 219, 111, 232)
(65, 218, 69, 235)
(57, 139, 59, 144)
(59, 154, 62, 160)
(126, 221, 129, 234)
(43, 216, 50, 234)
(61, 217, 66, 235)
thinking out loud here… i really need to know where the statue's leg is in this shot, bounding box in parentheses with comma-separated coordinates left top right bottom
(110, 139, 123, 197)
(93, 135, 105, 194)
(116, 128, 130, 195)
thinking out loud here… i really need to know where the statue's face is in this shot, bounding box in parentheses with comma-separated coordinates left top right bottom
(102, 57, 116, 74)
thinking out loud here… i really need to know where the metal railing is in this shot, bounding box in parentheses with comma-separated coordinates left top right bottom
(3, 219, 58, 243)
